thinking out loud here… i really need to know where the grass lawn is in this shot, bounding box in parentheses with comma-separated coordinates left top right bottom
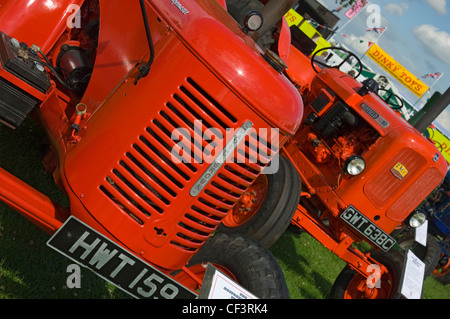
(0, 119, 449, 299)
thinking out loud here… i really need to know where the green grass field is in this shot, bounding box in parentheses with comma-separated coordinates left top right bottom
(0, 119, 448, 299)
(271, 229, 450, 299)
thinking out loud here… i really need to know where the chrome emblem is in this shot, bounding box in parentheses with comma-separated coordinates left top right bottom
(391, 162, 408, 180)
(170, 0, 189, 15)
(190, 121, 253, 197)
(361, 103, 390, 128)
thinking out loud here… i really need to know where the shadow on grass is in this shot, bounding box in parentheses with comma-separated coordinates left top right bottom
(0, 205, 131, 299)
(0, 120, 131, 299)
(270, 227, 344, 299)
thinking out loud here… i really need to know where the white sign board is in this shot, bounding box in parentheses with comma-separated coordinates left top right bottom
(401, 250, 425, 299)
(415, 220, 428, 247)
(199, 264, 258, 299)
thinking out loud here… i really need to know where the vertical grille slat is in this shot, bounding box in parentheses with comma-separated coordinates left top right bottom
(220, 170, 253, 188)
(126, 147, 183, 191)
(185, 77, 237, 128)
(185, 211, 219, 229)
(177, 89, 226, 131)
(160, 108, 213, 158)
(111, 169, 165, 214)
(118, 159, 175, 204)
(166, 99, 198, 129)
(218, 173, 248, 192)
(164, 102, 202, 139)
(225, 163, 259, 180)
(194, 201, 229, 218)
(101, 180, 153, 218)
(201, 192, 235, 211)
(171, 235, 203, 251)
(183, 214, 216, 231)
(114, 164, 167, 206)
(191, 205, 223, 223)
(249, 131, 275, 159)
(177, 222, 210, 240)
(212, 177, 247, 195)
(208, 184, 241, 202)
(138, 134, 193, 179)
(145, 125, 199, 172)
(149, 120, 182, 153)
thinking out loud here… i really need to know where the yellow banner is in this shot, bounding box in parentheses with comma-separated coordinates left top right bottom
(367, 44, 429, 98)
(427, 128, 450, 164)
(284, 10, 330, 56)
(285, 9, 303, 27)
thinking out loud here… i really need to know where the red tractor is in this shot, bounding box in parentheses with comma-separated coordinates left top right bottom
(218, 12, 449, 298)
(0, 0, 304, 298)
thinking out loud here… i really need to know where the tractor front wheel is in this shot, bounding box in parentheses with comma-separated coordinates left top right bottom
(329, 250, 403, 299)
(175, 233, 290, 299)
(397, 233, 441, 278)
(433, 253, 450, 285)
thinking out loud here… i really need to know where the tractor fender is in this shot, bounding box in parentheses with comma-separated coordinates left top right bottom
(0, 0, 86, 54)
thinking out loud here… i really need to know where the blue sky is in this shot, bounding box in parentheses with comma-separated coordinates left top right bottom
(314, 0, 450, 135)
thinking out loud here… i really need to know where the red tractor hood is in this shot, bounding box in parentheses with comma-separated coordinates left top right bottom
(150, 0, 303, 134)
(0, 0, 85, 54)
(313, 69, 419, 136)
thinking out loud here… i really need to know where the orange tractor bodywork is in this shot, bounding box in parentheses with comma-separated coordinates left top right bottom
(280, 44, 448, 296)
(219, 12, 449, 297)
(288, 63, 447, 263)
(0, 0, 303, 298)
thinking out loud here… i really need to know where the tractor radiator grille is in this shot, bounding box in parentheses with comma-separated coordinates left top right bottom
(364, 148, 426, 208)
(387, 167, 443, 221)
(100, 77, 277, 252)
(171, 135, 272, 252)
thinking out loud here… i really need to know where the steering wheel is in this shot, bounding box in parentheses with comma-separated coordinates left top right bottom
(311, 47, 363, 79)
(377, 89, 404, 110)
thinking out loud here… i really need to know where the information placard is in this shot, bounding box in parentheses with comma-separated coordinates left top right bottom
(401, 250, 425, 299)
(199, 264, 258, 299)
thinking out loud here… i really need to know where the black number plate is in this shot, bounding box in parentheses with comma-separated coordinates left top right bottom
(47, 216, 197, 299)
(340, 205, 396, 252)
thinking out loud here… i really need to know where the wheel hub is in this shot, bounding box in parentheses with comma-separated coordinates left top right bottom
(344, 272, 393, 299)
(222, 174, 268, 227)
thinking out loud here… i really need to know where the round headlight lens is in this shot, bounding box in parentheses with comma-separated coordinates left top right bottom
(345, 155, 366, 176)
(409, 211, 427, 228)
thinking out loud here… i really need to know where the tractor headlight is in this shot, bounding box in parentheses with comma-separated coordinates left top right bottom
(408, 211, 427, 228)
(345, 155, 366, 176)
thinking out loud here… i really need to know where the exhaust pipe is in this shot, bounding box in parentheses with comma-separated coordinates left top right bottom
(413, 87, 450, 133)
(249, 0, 298, 42)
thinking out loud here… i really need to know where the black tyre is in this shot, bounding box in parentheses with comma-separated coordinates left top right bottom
(435, 272, 450, 285)
(432, 252, 449, 285)
(329, 250, 403, 299)
(434, 261, 450, 285)
(187, 233, 290, 299)
(218, 156, 301, 248)
(397, 233, 441, 277)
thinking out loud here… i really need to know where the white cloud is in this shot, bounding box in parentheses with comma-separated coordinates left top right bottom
(425, 0, 447, 15)
(412, 24, 450, 66)
(385, 2, 409, 16)
(341, 32, 379, 54)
